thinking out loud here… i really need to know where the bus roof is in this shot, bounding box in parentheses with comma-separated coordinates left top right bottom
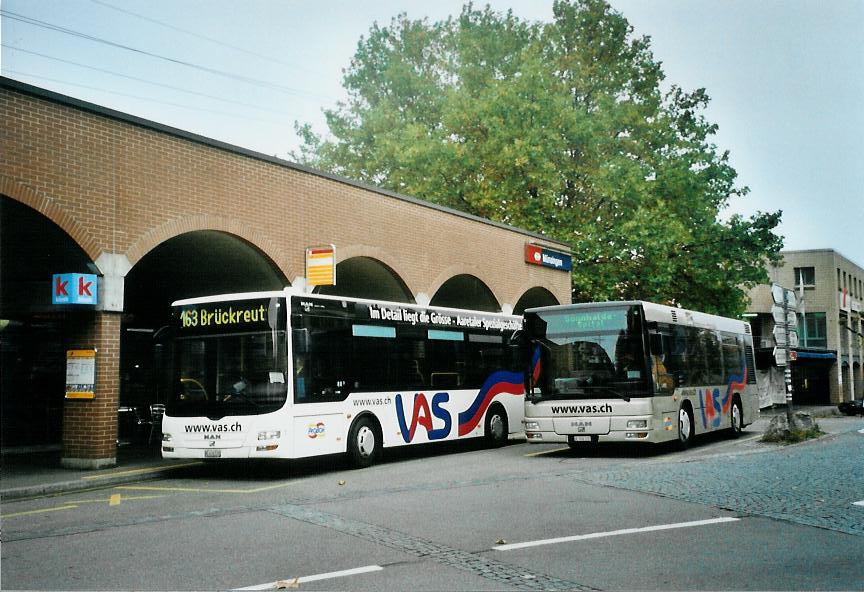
(525, 301, 752, 335)
(172, 288, 521, 319)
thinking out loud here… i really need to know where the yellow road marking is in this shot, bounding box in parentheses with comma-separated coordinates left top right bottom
(109, 494, 122, 506)
(74, 494, 166, 504)
(2, 505, 79, 518)
(80, 461, 202, 481)
(116, 480, 305, 494)
(524, 447, 570, 457)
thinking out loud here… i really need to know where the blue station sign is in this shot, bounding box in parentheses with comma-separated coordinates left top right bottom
(525, 244, 572, 272)
(52, 273, 98, 305)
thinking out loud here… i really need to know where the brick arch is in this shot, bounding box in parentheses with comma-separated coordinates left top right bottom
(513, 284, 562, 312)
(427, 265, 505, 309)
(336, 244, 418, 296)
(0, 175, 100, 261)
(125, 214, 294, 281)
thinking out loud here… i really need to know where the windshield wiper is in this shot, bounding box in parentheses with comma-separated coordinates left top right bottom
(583, 386, 631, 403)
(222, 391, 259, 407)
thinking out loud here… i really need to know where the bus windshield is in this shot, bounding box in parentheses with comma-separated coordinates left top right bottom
(526, 305, 651, 401)
(166, 296, 289, 418)
(168, 331, 288, 417)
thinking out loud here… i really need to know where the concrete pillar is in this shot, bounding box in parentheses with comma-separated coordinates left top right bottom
(61, 312, 122, 469)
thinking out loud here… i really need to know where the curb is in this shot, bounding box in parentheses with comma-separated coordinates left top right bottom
(1, 462, 201, 502)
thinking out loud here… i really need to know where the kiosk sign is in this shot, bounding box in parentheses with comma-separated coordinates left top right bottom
(52, 273, 98, 305)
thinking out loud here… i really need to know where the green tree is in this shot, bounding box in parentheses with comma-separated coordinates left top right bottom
(293, 0, 783, 316)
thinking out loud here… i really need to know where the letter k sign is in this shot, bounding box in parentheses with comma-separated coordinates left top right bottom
(55, 276, 69, 298)
(78, 276, 93, 297)
(52, 273, 98, 305)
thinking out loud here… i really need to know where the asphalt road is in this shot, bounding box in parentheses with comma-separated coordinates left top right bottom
(2, 417, 863, 591)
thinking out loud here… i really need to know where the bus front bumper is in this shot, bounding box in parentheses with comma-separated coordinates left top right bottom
(161, 444, 284, 459)
(523, 415, 675, 444)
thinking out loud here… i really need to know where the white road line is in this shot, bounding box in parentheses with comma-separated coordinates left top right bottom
(853, 501, 864, 507)
(235, 565, 383, 590)
(493, 517, 741, 552)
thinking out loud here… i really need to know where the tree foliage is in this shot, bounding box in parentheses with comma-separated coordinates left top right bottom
(293, 0, 783, 316)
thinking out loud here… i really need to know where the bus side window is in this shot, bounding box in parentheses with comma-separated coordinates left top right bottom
(649, 332, 675, 393)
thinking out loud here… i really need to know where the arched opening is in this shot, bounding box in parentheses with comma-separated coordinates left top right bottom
(121, 231, 287, 443)
(430, 275, 499, 312)
(514, 287, 560, 314)
(0, 196, 95, 448)
(315, 256, 413, 303)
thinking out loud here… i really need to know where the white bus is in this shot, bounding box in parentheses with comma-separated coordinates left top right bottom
(520, 301, 759, 448)
(160, 289, 524, 467)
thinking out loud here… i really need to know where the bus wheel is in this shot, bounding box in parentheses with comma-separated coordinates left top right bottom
(485, 404, 508, 447)
(677, 405, 694, 450)
(730, 398, 743, 438)
(347, 416, 380, 468)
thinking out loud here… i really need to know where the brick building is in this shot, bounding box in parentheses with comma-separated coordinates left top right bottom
(0, 78, 572, 467)
(746, 250, 864, 405)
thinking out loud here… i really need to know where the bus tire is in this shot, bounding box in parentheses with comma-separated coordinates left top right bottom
(677, 404, 694, 450)
(484, 404, 508, 447)
(730, 397, 743, 438)
(347, 415, 381, 468)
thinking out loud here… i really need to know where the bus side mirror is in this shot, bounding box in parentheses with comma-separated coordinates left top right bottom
(293, 328, 309, 355)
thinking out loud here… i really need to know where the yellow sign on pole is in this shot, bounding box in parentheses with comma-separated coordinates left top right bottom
(306, 245, 335, 286)
(66, 349, 96, 399)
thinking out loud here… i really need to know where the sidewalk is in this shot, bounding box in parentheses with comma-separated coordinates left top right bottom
(758, 404, 843, 419)
(1, 444, 199, 501)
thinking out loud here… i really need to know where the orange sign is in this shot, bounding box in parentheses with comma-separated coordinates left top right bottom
(305, 245, 335, 286)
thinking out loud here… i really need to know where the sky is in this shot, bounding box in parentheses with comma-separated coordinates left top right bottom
(2, 0, 862, 264)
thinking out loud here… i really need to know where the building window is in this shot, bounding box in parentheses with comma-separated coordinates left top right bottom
(797, 312, 827, 349)
(793, 267, 815, 288)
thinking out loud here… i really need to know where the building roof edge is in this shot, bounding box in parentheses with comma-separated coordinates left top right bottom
(1, 76, 570, 250)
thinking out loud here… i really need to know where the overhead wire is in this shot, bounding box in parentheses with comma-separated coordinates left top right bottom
(0, 8, 332, 101)
(2, 43, 303, 116)
(88, 0, 316, 75)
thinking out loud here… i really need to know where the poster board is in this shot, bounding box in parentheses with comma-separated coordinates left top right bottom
(66, 349, 96, 399)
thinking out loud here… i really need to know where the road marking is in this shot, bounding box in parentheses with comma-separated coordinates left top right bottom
(524, 447, 569, 457)
(493, 517, 741, 551)
(235, 565, 384, 590)
(74, 494, 166, 504)
(853, 501, 864, 507)
(117, 480, 305, 494)
(2, 505, 79, 518)
(80, 461, 202, 481)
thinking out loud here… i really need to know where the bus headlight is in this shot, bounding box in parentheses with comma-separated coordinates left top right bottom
(258, 430, 281, 441)
(162, 433, 173, 442)
(524, 421, 540, 431)
(627, 420, 648, 429)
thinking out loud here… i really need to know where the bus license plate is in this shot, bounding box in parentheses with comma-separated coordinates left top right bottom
(205, 449, 221, 458)
(573, 436, 592, 442)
